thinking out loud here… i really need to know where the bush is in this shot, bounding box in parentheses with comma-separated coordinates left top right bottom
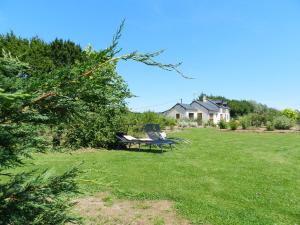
(189, 121, 198, 127)
(139, 111, 177, 129)
(66, 111, 123, 148)
(282, 108, 298, 121)
(123, 111, 177, 136)
(178, 120, 188, 128)
(196, 117, 203, 126)
(249, 113, 266, 127)
(265, 108, 281, 122)
(204, 120, 216, 128)
(266, 121, 274, 131)
(178, 119, 198, 128)
(273, 115, 294, 130)
(218, 119, 228, 129)
(243, 111, 282, 129)
(239, 115, 251, 129)
(229, 120, 239, 130)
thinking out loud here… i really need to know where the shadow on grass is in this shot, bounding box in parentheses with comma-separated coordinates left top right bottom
(112, 146, 170, 154)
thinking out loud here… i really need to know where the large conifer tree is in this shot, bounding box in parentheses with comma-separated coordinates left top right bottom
(0, 22, 186, 224)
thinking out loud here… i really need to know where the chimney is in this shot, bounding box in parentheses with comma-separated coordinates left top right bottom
(180, 98, 183, 104)
(203, 95, 207, 102)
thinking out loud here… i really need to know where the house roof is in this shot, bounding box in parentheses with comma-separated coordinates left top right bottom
(210, 100, 227, 105)
(163, 99, 230, 113)
(193, 100, 220, 111)
(178, 103, 196, 110)
(162, 103, 196, 113)
(208, 100, 229, 109)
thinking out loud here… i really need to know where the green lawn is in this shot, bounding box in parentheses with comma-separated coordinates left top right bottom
(21, 128, 300, 224)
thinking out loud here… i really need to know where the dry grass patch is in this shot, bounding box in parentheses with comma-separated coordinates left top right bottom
(74, 192, 191, 225)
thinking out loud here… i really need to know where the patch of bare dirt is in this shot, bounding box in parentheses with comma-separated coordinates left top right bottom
(74, 192, 191, 225)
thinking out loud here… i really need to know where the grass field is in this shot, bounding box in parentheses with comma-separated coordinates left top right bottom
(20, 128, 300, 224)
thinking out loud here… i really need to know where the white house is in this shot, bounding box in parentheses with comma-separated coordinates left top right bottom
(163, 96, 230, 124)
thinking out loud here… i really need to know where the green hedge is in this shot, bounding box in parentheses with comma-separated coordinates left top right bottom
(123, 111, 177, 136)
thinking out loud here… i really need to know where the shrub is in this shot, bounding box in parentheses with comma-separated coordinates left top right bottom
(196, 117, 203, 126)
(239, 115, 251, 129)
(282, 108, 298, 121)
(139, 111, 177, 129)
(266, 121, 274, 131)
(229, 120, 239, 130)
(249, 113, 266, 127)
(218, 119, 228, 129)
(265, 108, 281, 122)
(123, 111, 177, 136)
(178, 120, 188, 128)
(205, 120, 216, 127)
(66, 111, 124, 148)
(178, 119, 198, 128)
(189, 121, 198, 127)
(273, 115, 294, 130)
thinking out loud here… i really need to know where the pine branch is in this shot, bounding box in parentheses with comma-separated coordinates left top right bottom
(0, 167, 81, 224)
(106, 19, 125, 57)
(82, 20, 192, 79)
(32, 92, 57, 104)
(82, 50, 192, 79)
(0, 172, 12, 177)
(34, 20, 192, 104)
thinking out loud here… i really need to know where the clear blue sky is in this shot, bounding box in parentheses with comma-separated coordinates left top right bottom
(1, 0, 300, 111)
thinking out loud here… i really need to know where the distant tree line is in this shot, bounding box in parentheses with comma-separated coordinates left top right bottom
(197, 93, 300, 130)
(197, 92, 279, 118)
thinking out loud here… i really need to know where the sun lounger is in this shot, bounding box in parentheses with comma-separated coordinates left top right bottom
(116, 132, 173, 152)
(144, 124, 176, 149)
(145, 124, 190, 144)
(116, 133, 143, 149)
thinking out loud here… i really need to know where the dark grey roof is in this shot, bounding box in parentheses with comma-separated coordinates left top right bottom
(211, 100, 227, 105)
(178, 103, 196, 110)
(163, 99, 230, 113)
(209, 100, 229, 109)
(193, 100, 220, 111)
(162, 103, 196, 113)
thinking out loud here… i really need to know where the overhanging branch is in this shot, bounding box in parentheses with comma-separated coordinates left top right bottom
(82, 20, 193, 79)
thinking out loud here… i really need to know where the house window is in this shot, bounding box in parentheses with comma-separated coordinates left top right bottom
(197, 113, 202, 120)
(209, 113, 213, 121)
(176, 113, 180, 119)
(188, 113, 194, 119)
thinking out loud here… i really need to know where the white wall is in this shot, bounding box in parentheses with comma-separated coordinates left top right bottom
(190, 102, 210, 123)
(213, 108, 230, 123)
(225, 109, 231, 122)
(190, 102, 231, 124)
(164, 105, 198, 120)
(184, 110, 197, 119)
(164, 105, 186, 119)
(164, 103, 231, 124)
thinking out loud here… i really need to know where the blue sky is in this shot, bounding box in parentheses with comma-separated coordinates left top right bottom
(1, 0, 300, 111)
